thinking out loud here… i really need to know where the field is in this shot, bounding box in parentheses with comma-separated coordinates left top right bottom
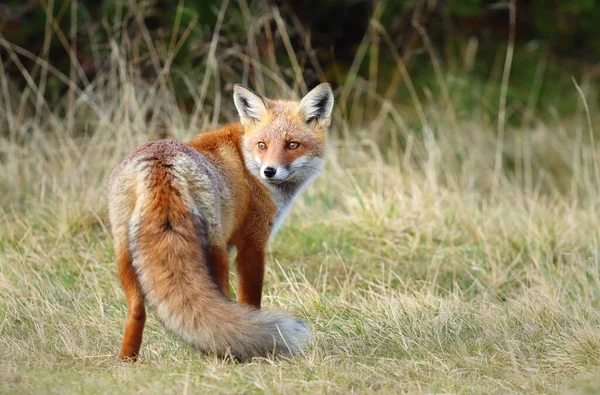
(2, 18, 600, 394)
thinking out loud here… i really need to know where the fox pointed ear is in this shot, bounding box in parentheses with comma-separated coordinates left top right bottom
(233, 84, 269, 127)
(297, 83, 334, 128)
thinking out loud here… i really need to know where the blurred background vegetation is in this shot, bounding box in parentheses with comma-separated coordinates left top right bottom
(1, 0, 599, 132)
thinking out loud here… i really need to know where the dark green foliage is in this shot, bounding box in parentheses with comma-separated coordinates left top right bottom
(0, 0, 598, 120)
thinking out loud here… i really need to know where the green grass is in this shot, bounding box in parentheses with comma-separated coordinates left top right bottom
(2, 101, 600, 393)
(2, 10, 600, 393)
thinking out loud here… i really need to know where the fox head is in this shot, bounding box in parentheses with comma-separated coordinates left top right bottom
(233, 83, 334, 187)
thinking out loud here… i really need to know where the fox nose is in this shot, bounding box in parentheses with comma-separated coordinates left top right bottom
(263, 167, 277, 178)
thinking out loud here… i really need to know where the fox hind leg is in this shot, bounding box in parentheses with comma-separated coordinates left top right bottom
(116, 242, 146, 361)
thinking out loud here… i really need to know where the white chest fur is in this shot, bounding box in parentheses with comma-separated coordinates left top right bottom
(269, 188, 297, 239)
(266, 160, 324, 240)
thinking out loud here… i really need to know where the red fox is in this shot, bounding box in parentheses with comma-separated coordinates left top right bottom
(108, 83, 334, 360)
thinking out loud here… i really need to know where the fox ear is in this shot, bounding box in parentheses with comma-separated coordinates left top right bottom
(297, 83, 334, 128)
(233, 84, 269, 127)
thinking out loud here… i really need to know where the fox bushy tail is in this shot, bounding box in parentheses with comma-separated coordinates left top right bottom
(128, 168, 310, 359)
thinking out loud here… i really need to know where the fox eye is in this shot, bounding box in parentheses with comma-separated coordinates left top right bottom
(286, 141, 301, 150)
(257, 141, 267, 150)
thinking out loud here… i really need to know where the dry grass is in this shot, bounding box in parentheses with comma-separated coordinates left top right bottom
(1, 5, 600, 394)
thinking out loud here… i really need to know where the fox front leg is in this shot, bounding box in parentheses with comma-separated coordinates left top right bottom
(234, 241, 266, 309)
(208, 244, 231, 298)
